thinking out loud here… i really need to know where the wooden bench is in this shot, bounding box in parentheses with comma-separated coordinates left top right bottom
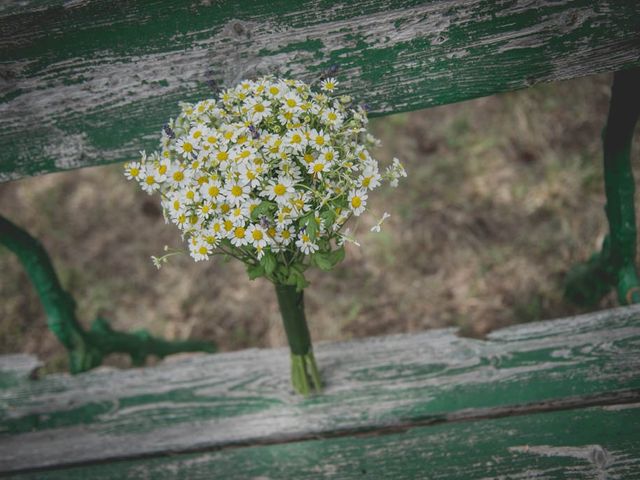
(2, 0, 640, 477)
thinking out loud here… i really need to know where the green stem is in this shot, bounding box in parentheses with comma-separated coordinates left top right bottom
(0, 214, 215, 373)
(274, 283, 322, 395)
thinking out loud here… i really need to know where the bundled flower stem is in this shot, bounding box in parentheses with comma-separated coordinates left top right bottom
(125, 75, 406, 395)
(275, 284, 321, 394)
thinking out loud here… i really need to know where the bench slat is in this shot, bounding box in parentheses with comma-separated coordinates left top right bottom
(1, 305, 639, 473)
(1, 0, 639, 181)
(7, 403, 640, 479)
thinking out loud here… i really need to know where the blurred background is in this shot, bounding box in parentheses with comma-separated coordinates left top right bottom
(1, 72, 638, 373)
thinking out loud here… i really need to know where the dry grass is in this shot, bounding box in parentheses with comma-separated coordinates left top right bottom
(1, 73, 638, 372)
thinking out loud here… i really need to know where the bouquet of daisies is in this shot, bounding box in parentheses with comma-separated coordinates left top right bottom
(125, 75, 406, 395)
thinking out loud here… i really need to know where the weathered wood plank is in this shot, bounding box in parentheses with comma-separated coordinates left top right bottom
(0, 355, 40, 389)
(8, 403, 640, 479)
(1, 305, 639, 473)
(1, 0, 639, 181)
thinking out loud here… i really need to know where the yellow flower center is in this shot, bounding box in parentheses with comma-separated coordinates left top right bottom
(328, 112, 337, 121)
(292, 134, 302, 144)
(303, 153, 314, 164)
(173, 200, 180, 210)
(186, 191, 195, 200)
(351, 196, 362, 208)
(208, 185, 220, 197)
(158, 165, 167, 175)
(252, 230, 263, 241)
(315, 136, 325, 146)
(325, 152, 334, 161)
(231, 185, 243, 197)
(224, 220, 233, 231)
(234, 227, 246, 239)
(182, 142, 193, 153)
(281, 230, 290, 239)
(254, 104, 265, 113)
(207, 136, 218, 144)
(130, 167, 140, 177)
(286, 99, 297, 108)
(363, 177, 371, 187)
(193, 130, 202, 139)
(198, 246, 208, 255)
(313, 163, 324, 173)
(217, 151, 228, 162)
(145, 175, 155, 185)
(274, 184, 286, 196)
(221, 203, 231, 214)
(173, 171, 184, 182)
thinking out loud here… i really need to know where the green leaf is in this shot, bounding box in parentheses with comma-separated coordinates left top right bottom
(246, 263, 265, 280)
(320, 209, 336, 228)
(250, 201, 276, 221)
(313, 246, 345, 271)
(287, 267, 309, 291)
(260, 251, 277, 275)
(329, 246, 345, 266)
(301, 213, 318, 240)
(313, 252, 333, 271)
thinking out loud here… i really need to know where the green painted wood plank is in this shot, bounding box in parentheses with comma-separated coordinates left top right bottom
(0, 355, 40, 389)
(1, 0, 639, 181)
(8, 403, 640, 479)
(1, 305, 640, 473)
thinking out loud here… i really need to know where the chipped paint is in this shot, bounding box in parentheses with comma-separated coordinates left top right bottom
(0, 0, 639, 181)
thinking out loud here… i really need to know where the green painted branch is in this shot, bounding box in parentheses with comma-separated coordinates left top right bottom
(0, 214, 90, 361)
(565, 68, 640, 306)
(0, 214, 215, 372)
(274, 284, 321, 395)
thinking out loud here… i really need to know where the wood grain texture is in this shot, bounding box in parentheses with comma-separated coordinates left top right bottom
(1, 0, 639, 181)
(0, 355, 40, 389)
(1, 305, 639, 473)
(9, 404, 640, 480)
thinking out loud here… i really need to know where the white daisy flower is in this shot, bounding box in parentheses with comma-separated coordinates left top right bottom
(200, 179, 225, 202)
(229, 224, 249, 247)
(225, 180, 251, 206)
(175, 138, 197, 158)
(245, 98, 272, 123)
(348, 189, 368, 216)
(308, 128, 329, 150)
(295, 231, 319, 255)
(124, 161, 142, 181)
(320, 77, 339, 92)
(321, 108, 343, 129)
(189, 236, 212, 261)
(246, 224, 269, 249)
(284, 129, 307, 152)
(140, 165, 161, 194)
(358, 166, 381, 190)
(264, 177, 295, 204)
(282, 92, 303, 114)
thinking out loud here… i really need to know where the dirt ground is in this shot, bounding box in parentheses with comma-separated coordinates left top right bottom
(1, 73, 638, 373)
